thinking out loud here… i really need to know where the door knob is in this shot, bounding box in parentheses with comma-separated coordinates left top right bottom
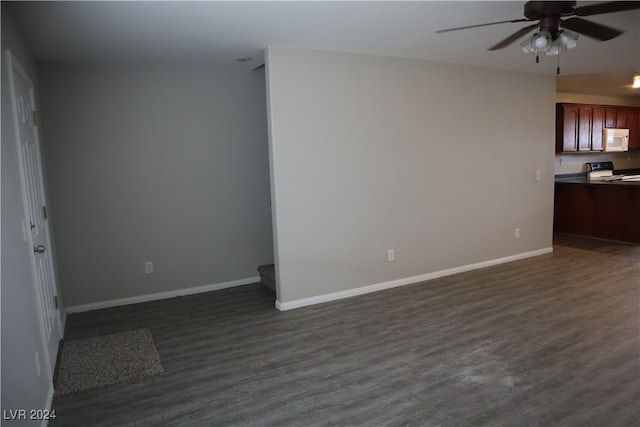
(33, 245, 46, 254)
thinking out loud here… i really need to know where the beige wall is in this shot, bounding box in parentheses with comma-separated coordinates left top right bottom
(267, 47, 556, 307)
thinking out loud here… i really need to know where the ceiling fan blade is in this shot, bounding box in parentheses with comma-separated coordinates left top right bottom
(487, 23, 539, 50)
(561, 17, 623, 41)
(574, 1, 640, 17)
(436, 18, 531, 34)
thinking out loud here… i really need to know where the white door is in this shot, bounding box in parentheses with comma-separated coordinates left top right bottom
(7, 50, 62, 377)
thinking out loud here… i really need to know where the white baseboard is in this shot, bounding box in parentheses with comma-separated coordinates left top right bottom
(59, 310, 67, 339)
(275, 247, 553, 311)
(43, 381, 54, 427)
(65, 276, 260, 314)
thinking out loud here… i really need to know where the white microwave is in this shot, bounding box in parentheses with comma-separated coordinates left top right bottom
(603, 128, 629, 152)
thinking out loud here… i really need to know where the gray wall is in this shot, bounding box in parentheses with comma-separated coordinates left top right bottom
(266, 47, 556, 306)
(1, 5, 54, 422)
(38, 64, 273, 308)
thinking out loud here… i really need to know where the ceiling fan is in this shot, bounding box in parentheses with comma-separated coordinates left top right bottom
(436, 1, 640, 61)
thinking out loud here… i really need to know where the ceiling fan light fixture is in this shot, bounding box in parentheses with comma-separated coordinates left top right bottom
(521, 30, 553, 54)
(533, 31, 551, 50)
(545, 43, 560, 56)
(557, 30, 579, 50)
(520, 37, 536, 54)
(542, 31, 579, 57)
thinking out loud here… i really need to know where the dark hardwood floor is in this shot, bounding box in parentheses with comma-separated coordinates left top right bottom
(51, 234, 640, 426)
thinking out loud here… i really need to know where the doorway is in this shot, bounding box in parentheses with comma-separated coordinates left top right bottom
(6, 50, 63, 377)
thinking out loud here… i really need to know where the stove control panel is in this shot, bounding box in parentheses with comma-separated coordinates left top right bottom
(586, 161, 614, 172)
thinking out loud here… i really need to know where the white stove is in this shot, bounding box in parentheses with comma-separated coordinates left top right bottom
(587, 162, 640, 182)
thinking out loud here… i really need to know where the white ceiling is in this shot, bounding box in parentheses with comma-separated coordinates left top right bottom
(6, 1, 640, 97)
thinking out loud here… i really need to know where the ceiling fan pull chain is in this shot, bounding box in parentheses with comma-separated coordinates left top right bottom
(557, 52, 561, 75)
(535, 53, 539, 64)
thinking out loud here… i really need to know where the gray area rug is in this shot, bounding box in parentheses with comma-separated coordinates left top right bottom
(54, 328, 163, 397)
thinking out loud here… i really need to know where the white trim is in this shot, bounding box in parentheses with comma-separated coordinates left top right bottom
(6, 48, 61, 382)
(59, 310, 67, 340)
(65, 276, 260, 314)
(42, 382, 54, 427)
(275, 247, 553, 311)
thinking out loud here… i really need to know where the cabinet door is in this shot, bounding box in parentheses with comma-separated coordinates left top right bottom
(605, 108, 617, 128)
(591, 107, 604, 151)
(578, 107, 592, 151)
(628, 109, 640, 151)
(560, 106, 578, 152)
(616, 108, 627, 128)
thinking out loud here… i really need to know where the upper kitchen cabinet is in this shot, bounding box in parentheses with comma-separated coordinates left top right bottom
(591, 107, 605, 152)
(556, 104, 602, 152)
(557, 104, 579, 152)
(605, 107, 627, 128)
(556, 103, 640, 153)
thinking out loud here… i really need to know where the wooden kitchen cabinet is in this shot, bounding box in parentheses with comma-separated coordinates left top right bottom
(604, 107, 628, 128)
(616, 109, 628, 128)
(591, 107, 604, 151)
(577, 107, 593, 151)
(557, 104, 578, 152)
(556, 104, 602, 152)
(627, 109, 640, 151)
(554, 182, 640, 243)
(605, 108, 617, 128)
(557, 103, 640, 153)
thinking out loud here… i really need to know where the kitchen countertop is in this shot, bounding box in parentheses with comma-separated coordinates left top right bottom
(555, 168, 640, 187)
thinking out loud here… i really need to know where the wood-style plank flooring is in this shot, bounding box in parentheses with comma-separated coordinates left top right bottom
(51, 234, 640, 426)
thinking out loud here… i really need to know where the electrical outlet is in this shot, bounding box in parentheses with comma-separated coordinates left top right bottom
(515, 228, 520, 238)
(536, 170, 541, 181)
(145, 261, 153, 274)
(387, 249, 395, 262)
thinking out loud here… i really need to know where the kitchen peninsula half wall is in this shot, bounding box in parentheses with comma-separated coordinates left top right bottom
(554, 176, 639, 243)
